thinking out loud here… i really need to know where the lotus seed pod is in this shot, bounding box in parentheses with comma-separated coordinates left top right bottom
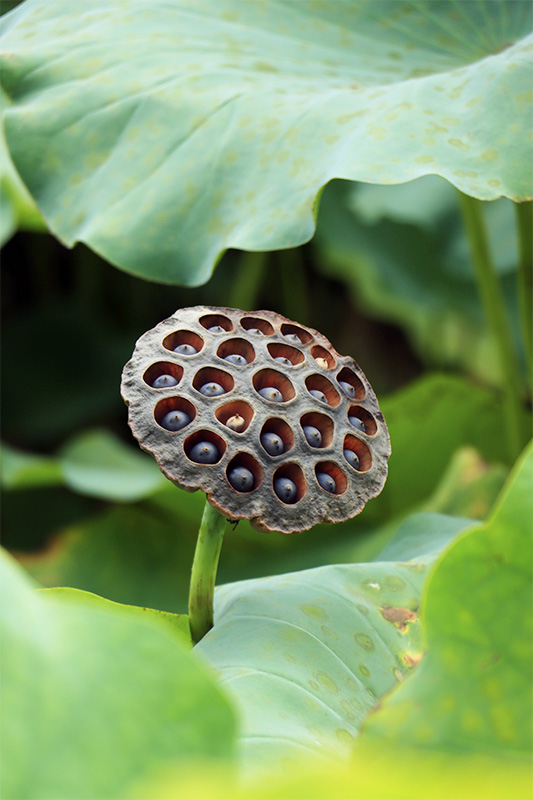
(121, 306, 391, 533)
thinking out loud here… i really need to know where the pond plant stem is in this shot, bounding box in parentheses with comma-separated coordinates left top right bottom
(458, 191, 524, 461)
(189, 498, 228, 644)
(515, 201, 532, 383)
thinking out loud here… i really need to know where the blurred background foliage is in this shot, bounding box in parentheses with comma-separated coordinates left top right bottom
(1, 168, 521, 612)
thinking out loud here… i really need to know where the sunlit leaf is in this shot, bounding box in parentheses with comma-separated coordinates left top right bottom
(1, 1, 530, 283)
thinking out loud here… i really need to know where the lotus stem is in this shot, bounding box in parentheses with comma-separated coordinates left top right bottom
(189, 498, 228, 644)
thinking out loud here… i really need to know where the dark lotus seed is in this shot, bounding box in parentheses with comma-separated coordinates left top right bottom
(247, 328, 263, 335)
(228, 466, 254, 492)
(224, 353, 247, 366)
(274, 476, 297, 503)
(274, 356, 292, 366)
(284, 333, 302, 345)
(199, 382, 225, 397)
(152, 374, 178, 389)
(309, 388, 327, 404)
(258, 386, 284, 402)
(317, 472, 336, 493)
(174, 343, 197, 355)
(189, 441, 219, 464)
(339, 380, 355, 399)
(160, 410, 191, 431)
(348, 416, 366, 433)
(261, 432, 284, 455)
(344, 449, 360, 469)
(303, 425, 322, 447)
(208, 325, 225, 333)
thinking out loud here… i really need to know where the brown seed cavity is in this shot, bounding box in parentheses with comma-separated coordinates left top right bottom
(273, 463, 306, 504)
(143, 361, 183, 388)
(215, 400, 254, 433)
(347, 405, 378, 436)
(305, 374, 341, 407)
(280, 323, 313, 345)
(260, 418, 295, 455)
(343, 435, 372, 472)
(240, 316, 275, 335)
(315, 461, 348, 495)
(253, 368, 295, 402)
(199, 313, 233, 332)
(163, 329, 204, 353)
(267, 342, 305, 366)
(192, 366, 234, 396)
(337, 367, 365, 401)
(184, 429, 226, 463)
(226, 452, 263, 493)
(154, 396, 196, 429)
(216, 337, 255, 364)
(311, 345, 335, 370)
(299, 412, 334, 448)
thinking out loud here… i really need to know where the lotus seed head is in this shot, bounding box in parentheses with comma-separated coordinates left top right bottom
(315, 357, 329, 369)
(284, 333, 302, 345)
(344, 449, 360, 469)
(199, 382, 225, 397)
(303, 425, 322, 447)
(174, 344, 197, 355)
(274, 476, 297, 503)
(189, 441, 219, 464)
(348, 416, 365, 433)
(208, 325, 225, 333)
(228, 466, 255, 492)
(316, 472, 336, 493)
(258, 386, 284, 402)
(339, 381, 355, 398)
(274, 356, 292, 366)
(160, 410, 191, 431)
(226, 414, 246, 431)
(152, 374, 178, 389)
(261, 432, 284, 455)
(224, 353, 247, 366)
(309, 388, 327, 404)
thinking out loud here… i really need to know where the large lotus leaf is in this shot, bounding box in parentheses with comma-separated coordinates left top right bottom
(0, 1, 531, 284)
(0, 548, 235, 800)
(196, 509, 473, 778)
(354, 442, 533, 762)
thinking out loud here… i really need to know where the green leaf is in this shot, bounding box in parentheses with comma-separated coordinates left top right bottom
(59, 428, 168, 502)
(0, 548, 235, 800)
(1, 1, 531, 284)
(39, 586, 192, 648)
(1, 441, 63, 489)
(355, 441, 533, 759)
(196, 515, 471, 777)
(376, 511, 474, 562)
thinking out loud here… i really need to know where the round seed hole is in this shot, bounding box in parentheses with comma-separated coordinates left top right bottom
(215, 400, 254, 433)
(193, 367, 234, 397)
(311, 345, 335, 370)
(226, 452, 262, 493)
(315, 462, 347, 495)
(280, 323, 313, 345)
(343, 434, 372, 473)
(260, 418, 294, 456)
(347, 406, 378, 436)
(199, 313, 233, 333)
(299, 412, 334, 448)
(240, 316, 274, 335)
(154, 396, 196, 431)
(337, 367, 365, 401)
(163, 330, 204, 355)
(216, 338, 255, 365)
(184, 429, 226, 464)
(253, 369, 295, 403)
(273, 463, 306, 504)
(267, 342, 305, 366)
(144, 361, 183, 388)
(305, 375, 340, 407)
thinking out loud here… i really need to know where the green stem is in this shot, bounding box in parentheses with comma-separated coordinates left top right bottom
(188, 499, 228, 644)
(457, 191, 524, 461)
(516, 201, 532, 386)
(228, 250, 268, 311)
